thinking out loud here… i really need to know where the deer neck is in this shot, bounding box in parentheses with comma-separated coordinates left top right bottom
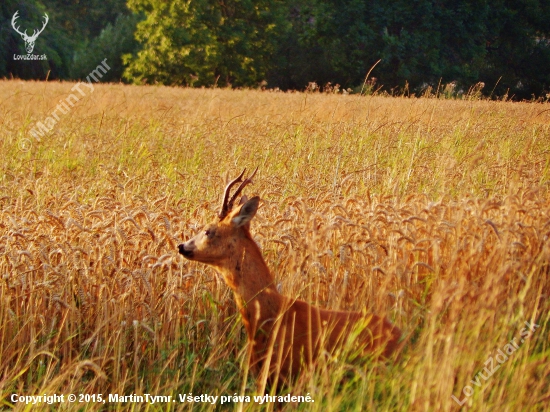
(215, 236, 284, 334)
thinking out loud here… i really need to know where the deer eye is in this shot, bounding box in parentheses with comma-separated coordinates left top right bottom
(204, 228, 215, 238)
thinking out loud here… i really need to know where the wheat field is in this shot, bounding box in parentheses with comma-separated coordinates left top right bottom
(0, 80, 549, 411)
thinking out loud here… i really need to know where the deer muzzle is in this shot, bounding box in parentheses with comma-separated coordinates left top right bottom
(178, 241, 194, 258)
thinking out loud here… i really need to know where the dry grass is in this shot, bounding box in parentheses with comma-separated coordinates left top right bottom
(0, 80, 549, 411)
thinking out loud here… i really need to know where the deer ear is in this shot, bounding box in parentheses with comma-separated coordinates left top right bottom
(232, 196, 260, 228)
(238, 195, 248, 205)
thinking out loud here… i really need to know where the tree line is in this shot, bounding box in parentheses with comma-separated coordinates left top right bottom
(1, 0, 549, 99)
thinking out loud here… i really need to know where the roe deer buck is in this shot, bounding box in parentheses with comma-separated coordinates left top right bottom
(178, 168, 401, 385)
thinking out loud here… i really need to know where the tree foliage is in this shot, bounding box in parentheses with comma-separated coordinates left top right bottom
(71, 13, 140, 82)
(1, 0, 549, 98)
(123, 0, 288, 87)
(276, 0, 550, 97)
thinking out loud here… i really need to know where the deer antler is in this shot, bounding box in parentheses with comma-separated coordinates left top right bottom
(31, 13, 49, 40)
(227, 167, 257, 213)
(11, 11, 48, 41)
(219, 169, 246, 219)
(219, 167, 258, 219)
(11, 11, 27, 38)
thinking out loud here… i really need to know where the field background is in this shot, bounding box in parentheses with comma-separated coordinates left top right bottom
(0, 80, 549, 411)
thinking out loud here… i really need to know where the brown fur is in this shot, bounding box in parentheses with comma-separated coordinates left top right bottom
(178, 195, 401, 384)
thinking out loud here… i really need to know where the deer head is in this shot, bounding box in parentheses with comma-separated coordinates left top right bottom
(178, 168, 259, 265)
(12, 11, 49, 54)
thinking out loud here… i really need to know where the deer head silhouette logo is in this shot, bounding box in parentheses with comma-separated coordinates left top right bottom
(11, 11, 49, 54)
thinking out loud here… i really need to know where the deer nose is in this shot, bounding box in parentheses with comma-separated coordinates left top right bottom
(178, 243, 193, 258)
